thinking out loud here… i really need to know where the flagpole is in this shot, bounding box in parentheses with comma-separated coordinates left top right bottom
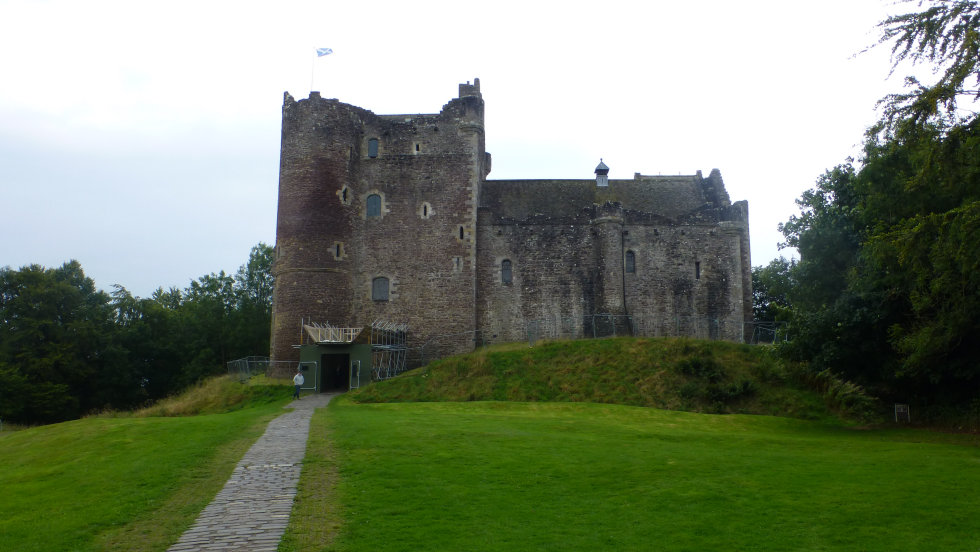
(311, 48, 333, 94)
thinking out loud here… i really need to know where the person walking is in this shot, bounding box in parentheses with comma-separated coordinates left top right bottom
(293, 368, 305, 399)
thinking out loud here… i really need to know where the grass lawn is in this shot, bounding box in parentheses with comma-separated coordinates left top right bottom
(0, 383, 292, 552)
(283, 398, 980, 552)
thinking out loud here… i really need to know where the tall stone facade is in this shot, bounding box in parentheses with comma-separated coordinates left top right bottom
(271, 79, 751, 364)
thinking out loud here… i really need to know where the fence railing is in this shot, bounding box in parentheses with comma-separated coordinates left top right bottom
(524, 315, 787, 345)
(226, 356, 298, 382)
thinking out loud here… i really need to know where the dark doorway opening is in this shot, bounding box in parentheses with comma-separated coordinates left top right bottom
(321, 353, 350, 391)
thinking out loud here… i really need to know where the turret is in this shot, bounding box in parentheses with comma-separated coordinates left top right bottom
(595, 159, 609, 187)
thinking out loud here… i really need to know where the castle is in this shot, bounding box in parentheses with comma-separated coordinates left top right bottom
(271, 79, 751, 383)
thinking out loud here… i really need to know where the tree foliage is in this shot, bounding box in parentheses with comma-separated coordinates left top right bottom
(751, 257, 795, 324)
(0, 244, 274, 424)
(874, 0, 980, 132)
(771, 1, 980, 412)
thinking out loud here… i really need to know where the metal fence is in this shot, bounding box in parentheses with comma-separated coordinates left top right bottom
(525, 315, 788, 346)
(226, 356, 298, 383)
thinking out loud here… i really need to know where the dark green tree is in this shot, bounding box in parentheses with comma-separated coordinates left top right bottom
(232, 243, 275, 360)
(751, 257, 795, 324)
(0, 262, 119, 422)
(110, 285, 183, 402)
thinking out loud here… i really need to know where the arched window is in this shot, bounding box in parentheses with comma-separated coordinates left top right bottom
(368, 138, 379, 158)
(372, 277, 389, 301)
(366, 194, 382, 217)
(501, 259, 512, 284)
(625, 250, 636, 274)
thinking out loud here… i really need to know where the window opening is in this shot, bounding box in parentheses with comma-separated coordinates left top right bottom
(367, 194, 382, 217)
(695, 261, 701, 280)
(372, 277, 389, 301)
(625, 250, 636, 274)
(458, 226, 464, 240)
(501, 259, 512, 284)
(423, 204, 428, 217)
(368, 138, 378, 158)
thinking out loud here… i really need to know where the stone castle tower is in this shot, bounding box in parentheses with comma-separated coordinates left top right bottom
(272, 79, 751, 366)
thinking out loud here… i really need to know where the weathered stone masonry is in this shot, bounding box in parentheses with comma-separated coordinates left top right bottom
(271, 79, 751, 364)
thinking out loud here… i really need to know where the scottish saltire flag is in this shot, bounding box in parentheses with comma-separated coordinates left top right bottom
(316, 47, 333, 57)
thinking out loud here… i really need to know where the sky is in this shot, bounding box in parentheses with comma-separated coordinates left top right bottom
(0, 0, 909, 298)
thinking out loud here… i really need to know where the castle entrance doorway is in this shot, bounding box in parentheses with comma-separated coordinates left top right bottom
(320, 353, 350, 391)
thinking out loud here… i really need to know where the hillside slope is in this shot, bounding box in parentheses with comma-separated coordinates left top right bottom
(350, 337, 841, 420)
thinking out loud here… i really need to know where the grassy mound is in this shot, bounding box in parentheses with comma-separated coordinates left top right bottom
(130, 374, 292, 417)
(350, 337, 844, 420)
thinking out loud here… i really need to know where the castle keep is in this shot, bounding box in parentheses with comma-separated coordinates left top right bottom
(271, 79, 751, 382)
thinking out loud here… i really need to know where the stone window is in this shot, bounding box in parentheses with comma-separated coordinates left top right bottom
(419, 201, 433, 219)
(625, 250, 636, 274)
(501, 259, 512, 284)
(338, 185, 352, 205)
(372, 277, 389, 301)
(368, 138, 379, 158)
(458, 226, 465, 240)
(367, 194, 382, 217)
(695, 261, 701, 280)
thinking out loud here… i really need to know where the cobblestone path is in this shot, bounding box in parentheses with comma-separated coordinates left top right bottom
(167, 392, 336, 552)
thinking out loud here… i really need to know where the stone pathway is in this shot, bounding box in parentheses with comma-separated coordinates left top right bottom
(167, 392, 336, 552)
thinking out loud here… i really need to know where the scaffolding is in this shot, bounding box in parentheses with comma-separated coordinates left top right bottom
(303, 321, 363, 344)
(371, 319, 409, 381)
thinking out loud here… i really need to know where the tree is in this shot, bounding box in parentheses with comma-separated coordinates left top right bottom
(874, 0, 980, 133)
(0, 262, 118, 422)
(751, 257, 795, 324)
(778, 164, 864, 311)
(232, 243, 275, 364)
(0, 244, 277, 424)
(859, 120, 980, 401)
(110, 285, 183, 403)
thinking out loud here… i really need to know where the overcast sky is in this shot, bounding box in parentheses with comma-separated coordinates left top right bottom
(1, 0, 906, 297)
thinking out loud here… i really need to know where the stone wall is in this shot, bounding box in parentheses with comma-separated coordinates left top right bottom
(475, 189, 750, 344)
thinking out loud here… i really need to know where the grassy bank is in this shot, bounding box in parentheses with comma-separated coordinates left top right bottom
(283, 398, 980, 552)
(350, 337, 856, 421)
(0, 375, 293, 552)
